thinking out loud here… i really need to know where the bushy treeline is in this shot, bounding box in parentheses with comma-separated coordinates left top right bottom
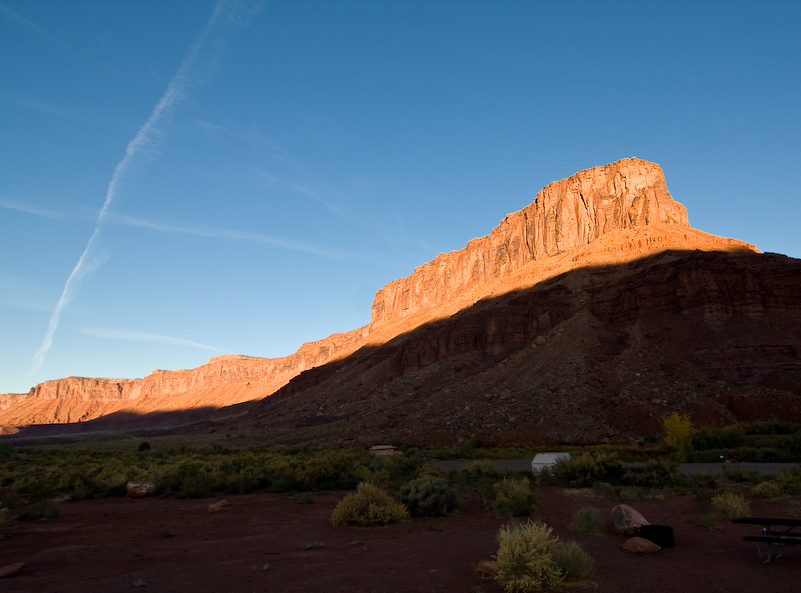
(537, 450, 801, 495)
(0, 443, 423, 501)
(690, 421, 801, 462)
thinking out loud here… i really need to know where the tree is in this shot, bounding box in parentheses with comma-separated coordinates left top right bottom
(663, 412, 693, 461)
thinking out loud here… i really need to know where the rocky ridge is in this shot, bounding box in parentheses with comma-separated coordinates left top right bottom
(0, 158, 781, 439)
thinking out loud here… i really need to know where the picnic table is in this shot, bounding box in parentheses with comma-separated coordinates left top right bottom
(732, 517, 801, 563)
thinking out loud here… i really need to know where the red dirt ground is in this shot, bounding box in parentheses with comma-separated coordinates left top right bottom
(1, 485, 800, 592)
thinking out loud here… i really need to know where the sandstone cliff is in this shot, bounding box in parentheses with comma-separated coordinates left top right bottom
(0, 158, 764, 433)
(371, 158, 688, 324)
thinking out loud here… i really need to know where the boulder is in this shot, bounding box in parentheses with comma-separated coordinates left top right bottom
(0, 562, 26, 578)
(622, 537, 660, 554)
(126, 482, 158, 498)
(611, 504, 650, 535)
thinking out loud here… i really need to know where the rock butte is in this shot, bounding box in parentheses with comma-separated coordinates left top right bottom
(3, 157, 792, 441)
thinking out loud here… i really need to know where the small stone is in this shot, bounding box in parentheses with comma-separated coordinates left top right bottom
(208, 500, 228, 513)
(475, 559, 498, 576)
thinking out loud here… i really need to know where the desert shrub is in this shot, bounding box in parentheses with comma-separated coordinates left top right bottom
(18, 499, 60, 521)
(489, 477, 538, 518)
(398, 476, 458, 517)
(634, 458, 683, 489)
(751, 481, 782, 499)
(552, 540, 595, 582)
(461, 460, 502, 485)
(494, 520, 564, 592)
(552, 452, 625, 488)
(775, 468, 801, 495)
(693, 425, 747, 450)
(567, 507, 604, 536)
(710, 491, 750, 520)
(138, 442, 151, 452)
(618, 488, 644, 502)
(329, 482, 409, 528)
(536, 466, 555, 486)
(724, 466, 766, 484)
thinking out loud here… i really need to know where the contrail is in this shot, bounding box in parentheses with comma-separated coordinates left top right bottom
(29, 0, 257, 377)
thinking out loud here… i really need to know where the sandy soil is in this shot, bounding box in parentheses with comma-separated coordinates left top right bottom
(1, 485, 800, 593)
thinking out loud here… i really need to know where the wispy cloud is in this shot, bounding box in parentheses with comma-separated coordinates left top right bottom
(107, 212, 344, 259)
(77, 327, 225, 353)
(0, 3, 63, 46)
(30, 0, 258, 376)
(0, 198, 90, 222)
(0, 93, 84, 120)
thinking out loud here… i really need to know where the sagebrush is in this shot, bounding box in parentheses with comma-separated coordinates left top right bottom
(552, 540, 595, 582)
(398, 475, 458, 517)
(567, 507, 604, 536)
(494, 520, 564, 592)
(489, 477, 538, 518)
(710, 490, 750, 519)
(329, 482, 409, 528)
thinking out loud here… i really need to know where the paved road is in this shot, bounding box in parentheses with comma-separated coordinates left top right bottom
(428, 458, 800, 476)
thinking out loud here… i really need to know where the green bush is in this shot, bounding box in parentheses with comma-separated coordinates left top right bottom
(329, 482, 409, 528)
(567, 507, 604, 536)
(552, 541, 595, 582)
(710, 490, 750, 520)
(775, 468, 801, 495)
(634, 458, 683, 489)
(460, 460, 502, 486)
(552, 452, 625, 488)
(693, 425, 747, 450)
(494, 520, 564, 592)
(751, 481, 782, 499)
(398, 476, 458, 517)
(18, 499, 60, 521)
(536, 466, 555, 486)
(489, 477, 538, 518)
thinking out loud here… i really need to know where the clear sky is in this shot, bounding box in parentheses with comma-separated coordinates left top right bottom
(1, 0, 799, 394)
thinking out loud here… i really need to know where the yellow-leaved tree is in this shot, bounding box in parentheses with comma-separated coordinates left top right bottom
(663, 412, 693, 462)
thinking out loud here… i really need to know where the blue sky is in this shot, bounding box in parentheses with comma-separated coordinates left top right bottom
(1, 0, 799, 394)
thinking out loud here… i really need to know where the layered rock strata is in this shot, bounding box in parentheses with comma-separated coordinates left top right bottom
(371, 158, 688, 324)
(0, 158, 762, 432)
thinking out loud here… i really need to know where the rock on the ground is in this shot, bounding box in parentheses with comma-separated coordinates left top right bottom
(623, 537, 661, 553)
(126, 482, 158, 498)
(475, 559, 499, 576)
(611, 504, 650, 534)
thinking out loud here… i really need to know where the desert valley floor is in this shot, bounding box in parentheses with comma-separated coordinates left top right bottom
(2, 482, 800, 593)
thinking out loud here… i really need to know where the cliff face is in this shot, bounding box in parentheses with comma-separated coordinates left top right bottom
(371, 158, 688, 324)
(0, 158, 763, 433)
(0, 327, 370, 429)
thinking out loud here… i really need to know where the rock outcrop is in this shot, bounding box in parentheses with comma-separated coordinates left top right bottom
(371, 158, 688, 325)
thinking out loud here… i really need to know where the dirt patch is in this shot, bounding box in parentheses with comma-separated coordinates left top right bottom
(1, 486, 799, 592)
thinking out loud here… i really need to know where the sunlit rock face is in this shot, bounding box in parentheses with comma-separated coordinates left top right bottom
(3, 157, 782, 439)
(371, 158, 689, 325)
